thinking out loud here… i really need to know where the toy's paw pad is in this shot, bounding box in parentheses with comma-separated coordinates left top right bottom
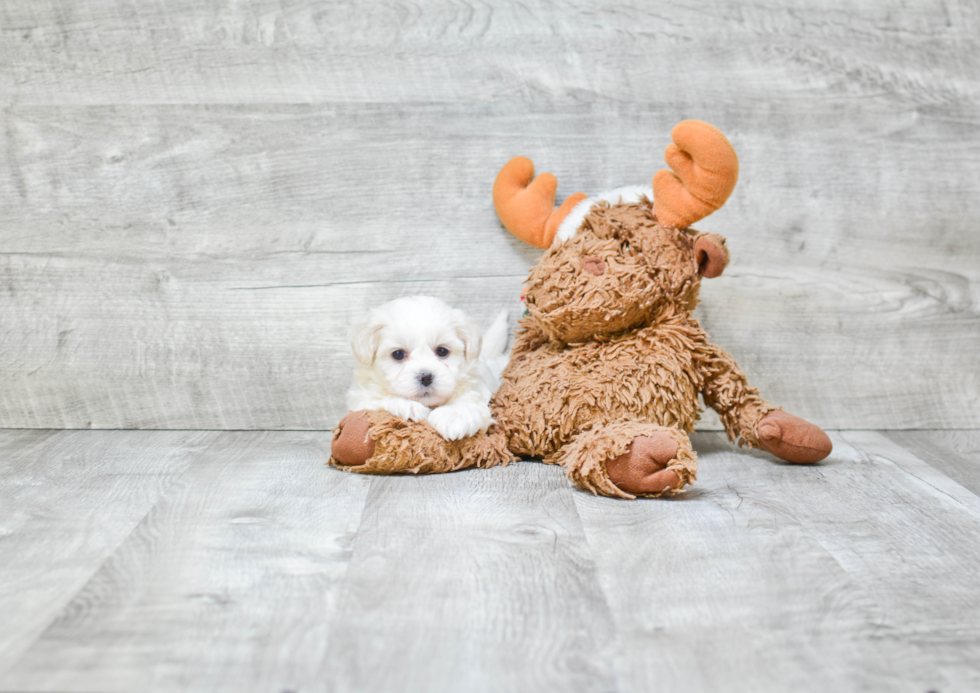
(756, 411, 832, 464)
(606, 433, 683, 496)
(331, 411, 376, 466)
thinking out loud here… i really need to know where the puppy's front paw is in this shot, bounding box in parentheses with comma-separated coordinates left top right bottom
(382, 398, 430, 422)
(427, 405, 489, 441)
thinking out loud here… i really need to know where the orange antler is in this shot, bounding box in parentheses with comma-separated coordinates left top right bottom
(652, 120, 739, 229)
(492, 157, 588, 249)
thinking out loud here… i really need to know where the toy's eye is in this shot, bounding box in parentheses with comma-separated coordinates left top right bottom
(436, 346, 450, 358)
(392, 349, 407, 361)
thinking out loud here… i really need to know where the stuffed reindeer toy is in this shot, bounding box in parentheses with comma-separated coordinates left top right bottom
(331, 120, 832, 498)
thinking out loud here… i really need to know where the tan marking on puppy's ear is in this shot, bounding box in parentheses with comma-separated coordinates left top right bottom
(456, 319, 483, 363)
(349, 318, 383, 365)
(694, 233, 730, 278)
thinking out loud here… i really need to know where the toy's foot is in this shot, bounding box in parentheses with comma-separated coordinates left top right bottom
(556, 421, 696, 498)
(331, 410, 376, 466)
(606, 433, 682, 496)
(756, 410, 832, 463)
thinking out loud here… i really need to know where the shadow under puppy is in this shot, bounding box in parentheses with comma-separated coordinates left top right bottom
(345, 295, 508, 442)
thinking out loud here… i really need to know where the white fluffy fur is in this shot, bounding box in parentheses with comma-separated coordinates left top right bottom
(346, 296, 509, 441)
(555, 185, 654, 244)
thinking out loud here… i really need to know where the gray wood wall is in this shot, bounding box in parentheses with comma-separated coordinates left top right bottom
(1, 0, 978, 430)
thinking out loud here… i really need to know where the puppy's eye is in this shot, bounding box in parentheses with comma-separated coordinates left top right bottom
(391, 349, 407, 361)
(621, 240, 631, 252)
(436, 347, 450, 358)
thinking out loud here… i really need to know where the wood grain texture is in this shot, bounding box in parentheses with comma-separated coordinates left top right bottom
(0, 0, 977, 106)
(2, 430, 979, 692)
(884, 429, 980, 498)
(1, 0, 979, 429)
(573, 431, 980, 692)
(316, 463, 619, 693)
(0, 428, 220, 678)
(1, 103, 978, 429)
(0, 430, 373, 693)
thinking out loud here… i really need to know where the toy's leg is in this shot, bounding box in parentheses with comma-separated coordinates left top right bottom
(700, 345, 832, 463)
(552, 420, 697, 499)
(755, 410, 833, 464)
(331, 410, 513, 475)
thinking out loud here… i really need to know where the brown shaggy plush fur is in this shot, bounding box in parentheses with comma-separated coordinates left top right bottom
(331, 129, 832, 497)
(488, 198, 776, 494)
(555, 421, 697, 499)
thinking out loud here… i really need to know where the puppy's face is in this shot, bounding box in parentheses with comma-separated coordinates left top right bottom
(350, 296, 481, 408)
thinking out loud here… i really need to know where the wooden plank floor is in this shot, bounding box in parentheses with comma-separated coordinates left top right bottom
(1, 430, 978, 692)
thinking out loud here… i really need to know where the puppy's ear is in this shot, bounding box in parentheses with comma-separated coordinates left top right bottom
(455, 319, 483, 363)
(349, 318, 383, 365)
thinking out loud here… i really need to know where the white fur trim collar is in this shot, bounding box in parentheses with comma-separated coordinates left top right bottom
(554, 185, 654, 245)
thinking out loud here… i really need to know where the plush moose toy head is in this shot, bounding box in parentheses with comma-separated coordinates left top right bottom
(331, 120, 832, 499)
(495, 121, 735, 345)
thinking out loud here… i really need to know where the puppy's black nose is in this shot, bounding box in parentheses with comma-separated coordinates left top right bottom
(418, 372, 433, 387)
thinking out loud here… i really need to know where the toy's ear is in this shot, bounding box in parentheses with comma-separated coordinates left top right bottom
(493, 157, 588, 249)
(455, 319, 482, 363)
(694, 233, 729, 278)
(349, 318, 383, 365)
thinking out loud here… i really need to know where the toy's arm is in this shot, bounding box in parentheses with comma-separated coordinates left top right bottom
(696, 341, 833, 463)
(330, 410, 513, 473)
(696, 342, 774, 449)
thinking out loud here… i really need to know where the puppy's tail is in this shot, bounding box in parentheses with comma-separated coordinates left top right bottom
(483, 309, 509, 359)
(481, 309, 511, 386)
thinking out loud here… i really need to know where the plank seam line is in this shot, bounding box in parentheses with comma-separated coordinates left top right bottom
(226, 274, 526, 290)
(0, 430, 225, 684)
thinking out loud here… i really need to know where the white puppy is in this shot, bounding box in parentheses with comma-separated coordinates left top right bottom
(346, 296, 509, 441)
